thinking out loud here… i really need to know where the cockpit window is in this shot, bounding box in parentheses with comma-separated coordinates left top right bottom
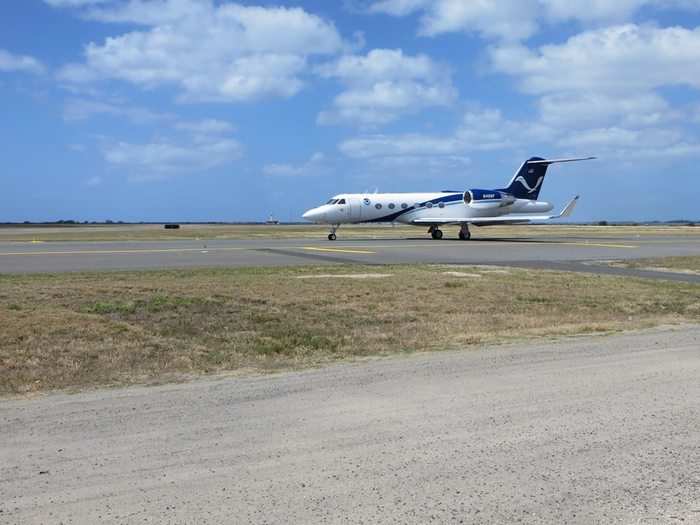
(326, 199, 338, 205)
(337, 199, 346, 205)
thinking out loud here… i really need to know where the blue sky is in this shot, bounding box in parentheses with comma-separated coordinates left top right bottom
(2, 0, 700, 222)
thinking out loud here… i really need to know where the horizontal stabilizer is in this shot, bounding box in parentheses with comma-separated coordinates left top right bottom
(559, 195, 579, 217)
(526, 157, 596, 165)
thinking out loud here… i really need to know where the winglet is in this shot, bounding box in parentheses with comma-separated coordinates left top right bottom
(559, 195, 580, 218)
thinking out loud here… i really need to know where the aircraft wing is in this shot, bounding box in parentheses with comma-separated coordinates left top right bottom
(412, 196, 579, 226)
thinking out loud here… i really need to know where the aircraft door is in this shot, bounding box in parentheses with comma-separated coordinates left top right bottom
(337, 198, 348, 221)
(347, 196, 359, 221)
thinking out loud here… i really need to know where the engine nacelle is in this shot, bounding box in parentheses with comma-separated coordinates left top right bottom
(464, 189, 516, 209)
(510, 200, 554, 213)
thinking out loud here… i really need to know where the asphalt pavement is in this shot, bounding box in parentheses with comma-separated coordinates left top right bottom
(1, 234, 700, 280)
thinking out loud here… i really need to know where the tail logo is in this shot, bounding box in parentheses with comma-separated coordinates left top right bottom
(515, 175, 544, 194)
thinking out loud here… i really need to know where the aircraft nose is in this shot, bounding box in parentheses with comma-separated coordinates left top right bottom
(302, 208, 325, 222)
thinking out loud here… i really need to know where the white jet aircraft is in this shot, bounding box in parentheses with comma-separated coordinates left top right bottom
(302, 156, 595, 240)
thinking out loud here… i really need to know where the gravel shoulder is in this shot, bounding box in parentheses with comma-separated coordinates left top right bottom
(2, 325, 699, 524)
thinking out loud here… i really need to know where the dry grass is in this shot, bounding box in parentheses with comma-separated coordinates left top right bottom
(604, 256, 700, 274)
(1, 223, 699, 242)
(1, 265, 699, 395)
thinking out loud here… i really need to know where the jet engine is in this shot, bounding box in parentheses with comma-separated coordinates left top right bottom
(463, 189, 516, 209)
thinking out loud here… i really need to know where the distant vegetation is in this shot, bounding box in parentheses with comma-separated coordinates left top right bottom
(0, 219, 698, 227)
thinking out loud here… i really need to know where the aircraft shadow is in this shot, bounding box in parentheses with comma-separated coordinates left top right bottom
(330, 237, 566, 244)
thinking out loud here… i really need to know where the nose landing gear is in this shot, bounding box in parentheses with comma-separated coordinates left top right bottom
(458, 223, 471, 241)
(328, 225, 339, 241)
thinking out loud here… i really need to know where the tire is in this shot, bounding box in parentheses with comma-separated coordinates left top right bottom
(328, 233, 337, 241)
(432, 229, 443, 240)
(459, 230, 471, 241)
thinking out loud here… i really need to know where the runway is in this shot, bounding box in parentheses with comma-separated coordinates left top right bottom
(2, 325, 699, 524)
(1, 233, 700, 280)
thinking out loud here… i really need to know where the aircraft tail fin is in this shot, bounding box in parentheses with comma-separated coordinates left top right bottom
(504, 156, 595, 200)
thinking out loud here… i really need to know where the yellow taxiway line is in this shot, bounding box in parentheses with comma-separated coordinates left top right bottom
(0, 247, 247, 257)
(0, 246, 378, 257)
(556, 242, 638, 249)
(0, 240, 637, 258)
(302, 247, 376, 255)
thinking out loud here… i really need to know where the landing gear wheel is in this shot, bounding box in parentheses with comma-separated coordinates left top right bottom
(459, 224, 471, 241)
(328, 233, 337, 241)
(431, 229, 443, 240)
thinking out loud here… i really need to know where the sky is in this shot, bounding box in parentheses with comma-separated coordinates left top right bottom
(2, 0, 700, 222)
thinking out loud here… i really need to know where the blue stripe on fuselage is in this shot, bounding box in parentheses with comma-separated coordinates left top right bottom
(361, 193, 463, 223)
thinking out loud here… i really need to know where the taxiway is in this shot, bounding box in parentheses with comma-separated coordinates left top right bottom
(1, 233, 699, 281)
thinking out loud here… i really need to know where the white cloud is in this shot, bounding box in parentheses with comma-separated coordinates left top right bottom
(368, 0, 426, 16)
(542, 0, 700, 23)
(364, 154, 471, 176)
(369, 0, 700, 40)
(97, 107, 243, 177)
(175, 119, 235, 135)
(263, 152, 326, 177)
(317, 48, 456, 126)
(45, 0, 112, 7)
(339, 108, 540, 159)
(487, 24, 700, 147)
(56, 63, 102, 85)
(0, 49, 46, 75)
(83, 0, 207, 23)
(85, 175, 103, 187)
(60, 1, 344, 102)
(536, 92, 677, 129)
(490, 25, 700, 95)
(340, 133, 461, 159)
(63, 98, 172, 123)
(559, 126, 680, 149)
(340, 106, 700, 162)
(103, 137, 243, 178)
(557, 126, 700, 159)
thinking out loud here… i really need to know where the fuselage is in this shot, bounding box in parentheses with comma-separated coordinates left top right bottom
(302, 192, 554, 225)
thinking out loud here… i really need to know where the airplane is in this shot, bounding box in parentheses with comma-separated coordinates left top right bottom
(302, 156, 595, 241)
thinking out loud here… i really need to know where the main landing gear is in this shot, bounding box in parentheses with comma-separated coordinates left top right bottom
(327, 224, 339, 241)
(428, 226, 443, 240)
(429, 224, 471, 240)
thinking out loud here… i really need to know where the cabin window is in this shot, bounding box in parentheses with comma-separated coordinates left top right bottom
(388, 203, 395, 209)
(401, 203, 408, 209)
(337, 199, 346, 205)
(375, 203, 383, 210)
(326, 199, 338, 205)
